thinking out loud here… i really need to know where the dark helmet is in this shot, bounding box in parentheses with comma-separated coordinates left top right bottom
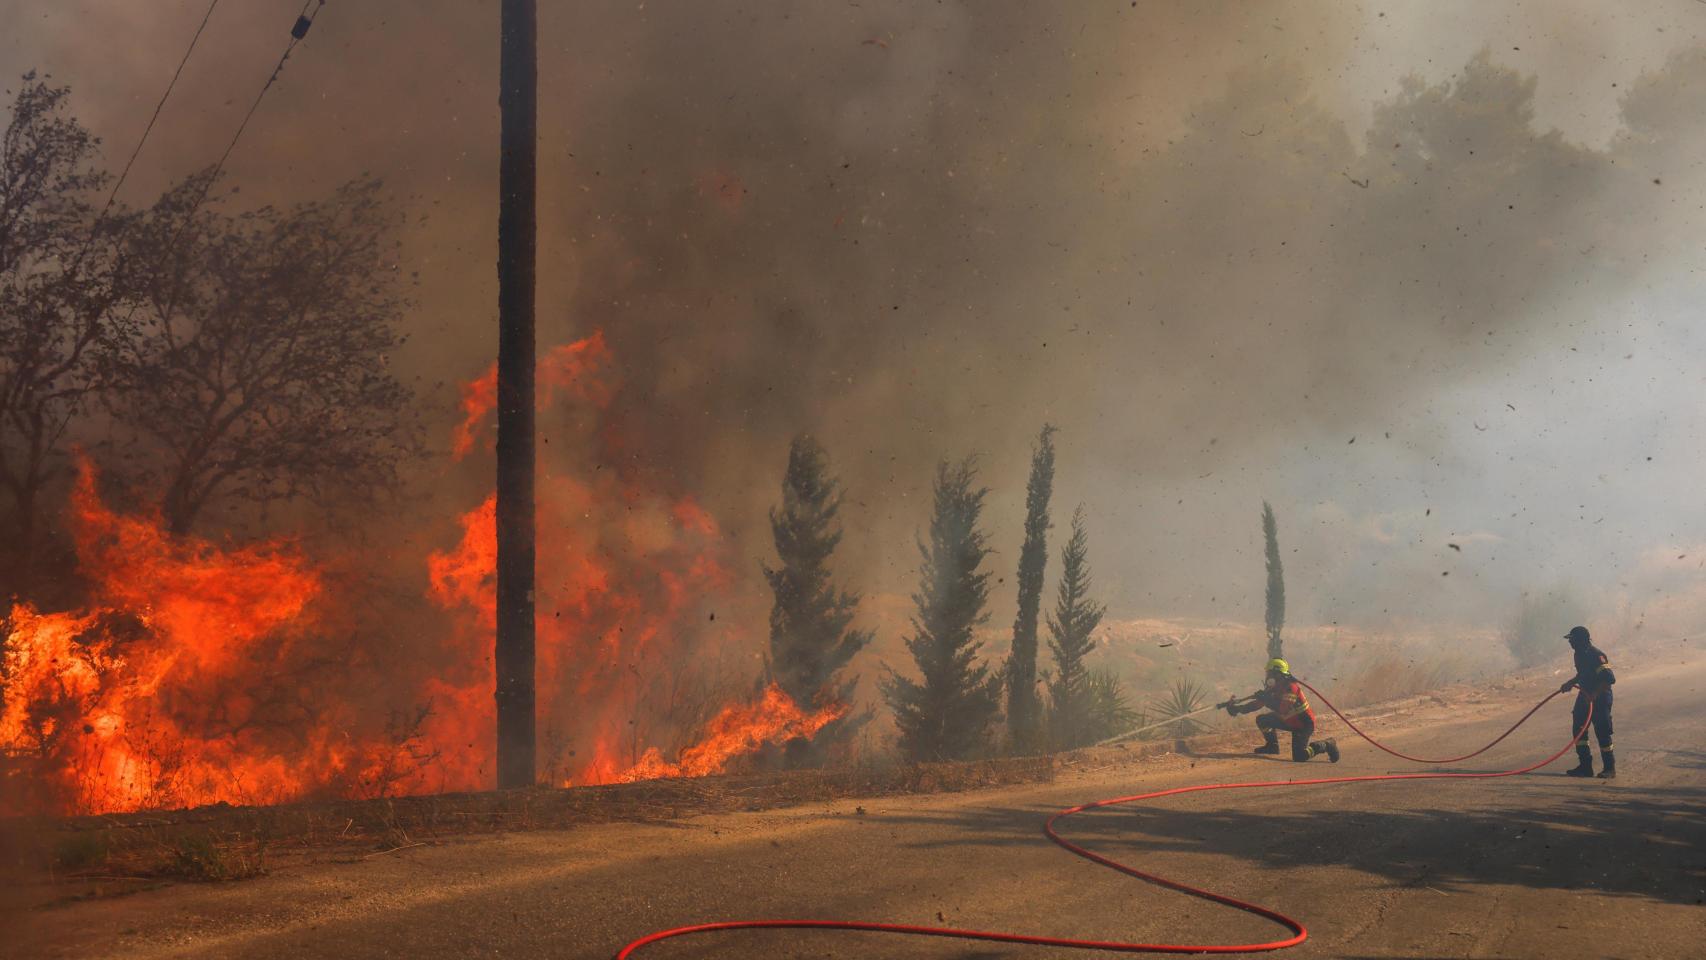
(1564, 625, 1591, 646)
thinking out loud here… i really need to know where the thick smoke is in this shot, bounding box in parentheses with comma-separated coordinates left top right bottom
(8, 1, 1706, 647)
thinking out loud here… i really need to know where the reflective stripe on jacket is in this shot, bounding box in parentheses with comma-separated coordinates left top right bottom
(1258, 676, 1315, 729)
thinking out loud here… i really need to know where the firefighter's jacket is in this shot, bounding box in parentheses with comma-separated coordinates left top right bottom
(1571, 644, 1616, 696)
(1235, 675, 1316, 729)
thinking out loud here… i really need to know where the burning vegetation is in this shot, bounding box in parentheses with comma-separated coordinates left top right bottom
(13, 6, 1699, 827)
(0, 76, 864, 815)
(3, 457, 334, 813)
(0, 319, 842, 814)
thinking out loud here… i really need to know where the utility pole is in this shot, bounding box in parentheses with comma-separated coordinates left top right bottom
(495, 0, 537, 789)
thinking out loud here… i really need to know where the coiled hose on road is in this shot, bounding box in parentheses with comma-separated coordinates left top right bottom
(614, 684, 1585, 958)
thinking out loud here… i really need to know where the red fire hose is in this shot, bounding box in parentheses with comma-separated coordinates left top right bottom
(614, 686, 1587, 958)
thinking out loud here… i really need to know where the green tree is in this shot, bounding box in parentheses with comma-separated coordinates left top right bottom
(762, 434, 872, 765)
(881, 458, 1002, 762)
(1263, 501, 1285, 660)
(1004, 424, 1055, 752)
(1045, 507, 1106, 749)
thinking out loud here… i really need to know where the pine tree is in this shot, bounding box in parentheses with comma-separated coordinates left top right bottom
(881, 458, 1003, 762)
(1263, 501, 1286, 660)
(1004, 424, 1056, 753)
(763, 435, 872, 765)
(1045, 507, 1106, 749)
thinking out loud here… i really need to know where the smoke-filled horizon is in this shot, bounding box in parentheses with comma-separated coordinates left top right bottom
(7, 1, 1706, 641)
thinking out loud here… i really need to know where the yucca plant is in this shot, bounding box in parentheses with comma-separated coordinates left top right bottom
(1148, 676, 1210, 739)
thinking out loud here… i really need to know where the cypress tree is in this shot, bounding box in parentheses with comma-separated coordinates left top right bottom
(763, 435, 872, 765)
(881, 458, 1003, 762)
(1004, 425, 1056, 752)
(1046, 507, 1106, 749)
(1263, 501, 1286, 660)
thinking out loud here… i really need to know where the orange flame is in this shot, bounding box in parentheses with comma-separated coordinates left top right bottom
(429, 330, 744, 788)
(1, 333, 838, 816)
(451, 331, 614, 459)
(425, 476, 736, 787)
(0, 458, 333, 814)
(616, 686, 847, 783)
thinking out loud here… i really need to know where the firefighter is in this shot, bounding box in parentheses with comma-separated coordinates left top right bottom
(1559, 626, 1617, 779)
(1225, 658, 1339, 762)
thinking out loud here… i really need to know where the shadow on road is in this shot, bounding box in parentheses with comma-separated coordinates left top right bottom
(869, 779, 1706, 909)
(1654, 748, 1706, 771)
(1187, 751, 1291, 763)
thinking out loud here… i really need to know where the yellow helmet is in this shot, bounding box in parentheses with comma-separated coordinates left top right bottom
(1266, 658, 1290, 675)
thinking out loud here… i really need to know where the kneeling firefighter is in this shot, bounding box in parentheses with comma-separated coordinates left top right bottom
(1225, 659, 1340, 762)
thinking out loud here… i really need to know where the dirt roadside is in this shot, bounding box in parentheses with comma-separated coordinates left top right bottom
(8, 639, 1704, 959)
(0, 656, 1573, 901)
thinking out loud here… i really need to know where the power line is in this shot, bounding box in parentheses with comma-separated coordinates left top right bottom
(174, 0, 327, 231)
(95, 0, 223, 223)
(153, 0, 327, 296)
(63, 0, 222, 274)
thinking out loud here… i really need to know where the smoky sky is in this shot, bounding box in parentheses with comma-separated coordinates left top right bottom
(7, 1, 1706, 638)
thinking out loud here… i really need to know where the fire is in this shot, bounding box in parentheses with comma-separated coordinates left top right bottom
(433, 330, 810, 787)
(1, 332, 843, 816)
(425, 476, 739, 787)
(1, 458, 336, 815)
(451, 330, 614, 459)
(616, 686, 847, 782)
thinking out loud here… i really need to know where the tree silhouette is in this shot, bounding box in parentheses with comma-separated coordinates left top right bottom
(1004, 424, 1055, 753)
(0, 74, 127, 592)
(105, 175, 419, 533)
(763, 434, 872, 765)
(882, 458, 1002, 762)
(1046, 506, 1106, 749)
(1263, 501, 1285, 660)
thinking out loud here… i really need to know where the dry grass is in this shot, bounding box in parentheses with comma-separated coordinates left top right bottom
(1330, 651, 1472, 708)
(6, 755, 1054, 895)
(159, 833, 268, 881)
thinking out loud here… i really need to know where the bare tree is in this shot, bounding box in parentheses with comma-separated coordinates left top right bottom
(0, 74, 125, 590)
(106, 175, 419, 533)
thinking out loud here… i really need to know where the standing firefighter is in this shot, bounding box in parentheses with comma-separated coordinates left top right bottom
(1560, 626, 1617, 779)
(1226, 659, 1340, 763)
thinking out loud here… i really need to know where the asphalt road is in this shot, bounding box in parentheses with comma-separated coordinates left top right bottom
(11, 645, 1705, 960)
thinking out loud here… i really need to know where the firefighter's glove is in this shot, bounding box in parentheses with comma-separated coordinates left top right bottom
(1558, 680, 1576, 694)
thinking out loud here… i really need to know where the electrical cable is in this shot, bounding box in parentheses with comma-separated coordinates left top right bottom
(137, 0, 327, 333)
(56, 0, 221, 276)
(162, 0, 327, 256)
(95, 0, 222, 225)
(613, 689, 1591, 958)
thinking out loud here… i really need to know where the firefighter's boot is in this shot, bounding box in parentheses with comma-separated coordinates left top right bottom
(1565, 744, 1594, 778)
(1253, 731, 1281, 755)
(1323, 738, 1340, 763)
(1597, 750, 1616, 780)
